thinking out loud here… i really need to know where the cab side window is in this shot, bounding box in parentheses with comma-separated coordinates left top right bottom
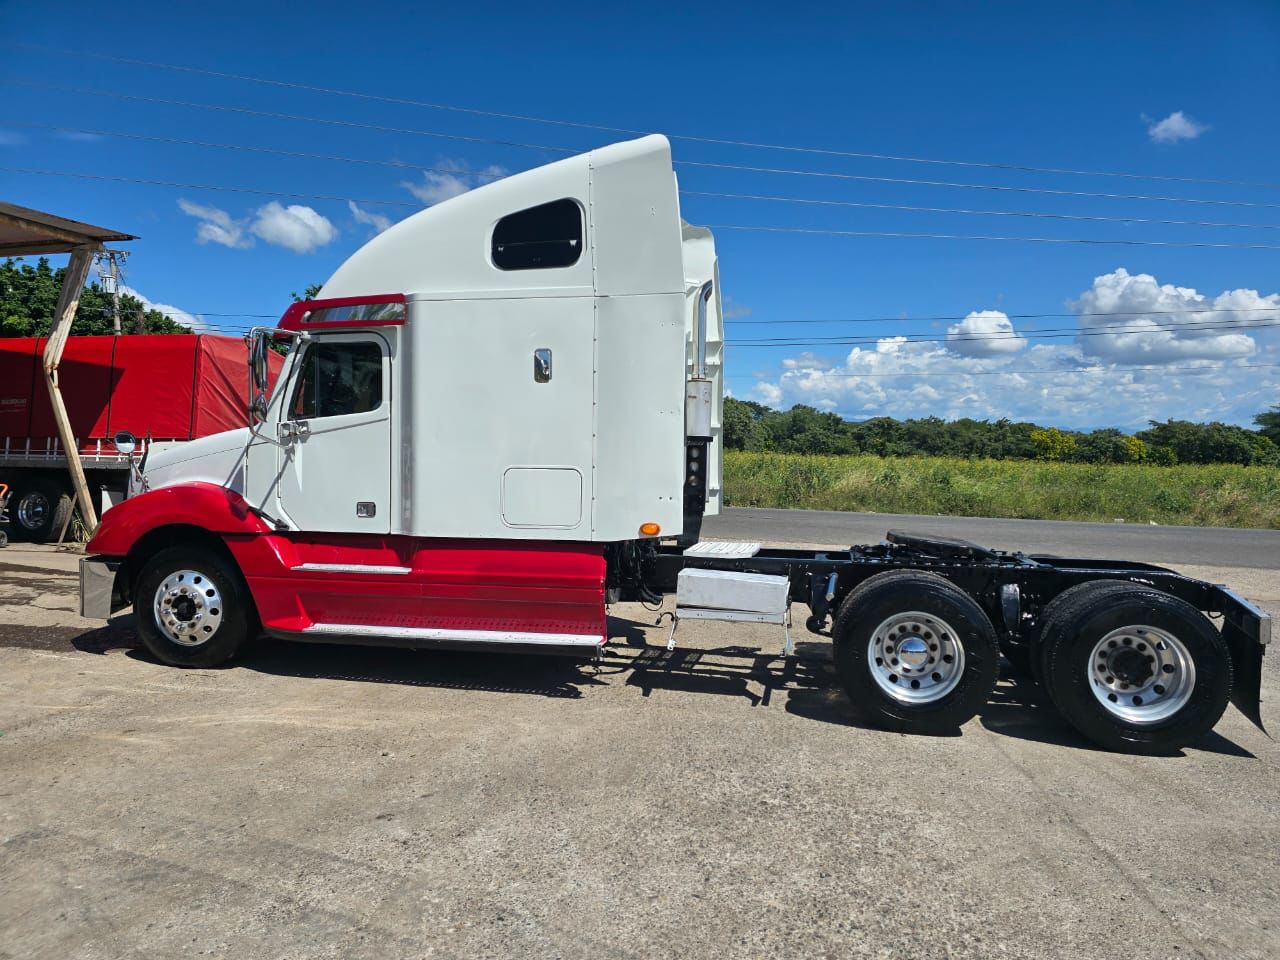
(492, 198, 583, 270)
(290, 341, 383, 420)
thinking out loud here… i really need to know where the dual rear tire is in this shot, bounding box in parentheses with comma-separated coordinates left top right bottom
(1033, 581, 1231, 754)
(832, 571, 1000, 735)
(832, 572, 1232, 753)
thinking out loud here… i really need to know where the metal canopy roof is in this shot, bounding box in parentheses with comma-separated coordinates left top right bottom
(0, 201, 136, 257)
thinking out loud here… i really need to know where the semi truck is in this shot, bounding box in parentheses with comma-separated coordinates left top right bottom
(0, 334, 281, 542)
(77, 135, 1269, 754)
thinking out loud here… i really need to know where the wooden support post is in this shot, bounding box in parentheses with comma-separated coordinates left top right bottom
(42, 245, 100, 537)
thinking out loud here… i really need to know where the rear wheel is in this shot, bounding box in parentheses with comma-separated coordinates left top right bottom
(1033, 580, 1136, 698)
(832, 571, 1000, 735)
(1040, 584, 1231, 754)
(10, 480, 72, 543)
(135, 546, 253, 668)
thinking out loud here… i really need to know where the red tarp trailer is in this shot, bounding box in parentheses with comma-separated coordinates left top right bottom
(0, 334, 284, 447)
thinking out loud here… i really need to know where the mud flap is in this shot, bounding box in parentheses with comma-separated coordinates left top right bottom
(1222, 620, 1266, 733)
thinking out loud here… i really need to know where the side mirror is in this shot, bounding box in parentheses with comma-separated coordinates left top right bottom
(250, 393, 269, 425)
(250, 333, 270, 392)
(112, 430, 137, 456)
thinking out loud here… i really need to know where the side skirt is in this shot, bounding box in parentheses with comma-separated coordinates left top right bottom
(267, 624, 605, 659)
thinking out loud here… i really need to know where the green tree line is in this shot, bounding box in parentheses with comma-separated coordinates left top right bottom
(724, 397, 1280, 467)
(1, 257, 188, 337)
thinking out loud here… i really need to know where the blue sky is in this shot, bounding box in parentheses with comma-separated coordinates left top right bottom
(3, 0, 1279, 430)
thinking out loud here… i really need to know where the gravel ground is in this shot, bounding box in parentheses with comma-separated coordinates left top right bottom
(0, 539, 1277, 960)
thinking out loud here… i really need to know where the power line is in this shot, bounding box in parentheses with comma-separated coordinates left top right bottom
(21, 122, 1277, 233)
(730, 361, 1280, 379)
(727, 318, 1280, 347)
(0, 166, 418, 207)
(679, 161, 1280, 210)
(17, 82, 1280, 211)
(13, 43, 1278, 191)
(10, 123, 512, 183)
(707, 224, 1280, 251)
(71, 308, 1280, 349)
(682, 190, 1280, 231)
(8, 167, 1279, 251)
(728, 306, 1280, 326)
(732, 321, 1280, 350)
(11, 81, 576, 156)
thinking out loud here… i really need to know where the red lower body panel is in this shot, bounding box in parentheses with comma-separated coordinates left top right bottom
(224, 534, 606, 646)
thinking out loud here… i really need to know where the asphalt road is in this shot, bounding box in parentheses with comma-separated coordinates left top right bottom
(705, 507, 1280, 570)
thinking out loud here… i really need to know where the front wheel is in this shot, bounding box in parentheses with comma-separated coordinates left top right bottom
(832, 571, 1000, 735)
(135, 546, 254, 667)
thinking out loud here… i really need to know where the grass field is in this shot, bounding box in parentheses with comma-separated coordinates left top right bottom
(723, 451, 1280, 529)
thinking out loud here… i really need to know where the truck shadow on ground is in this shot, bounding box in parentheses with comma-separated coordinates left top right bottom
(66, 614, 1252, 758)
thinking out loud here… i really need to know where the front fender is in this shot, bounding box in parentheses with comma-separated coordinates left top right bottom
(87, 482, 272, 557)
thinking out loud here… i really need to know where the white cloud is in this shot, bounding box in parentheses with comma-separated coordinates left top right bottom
(402, 159, 508, 206)
(1146, 110, 1208, 144)
(348, 201, 393, 236)
(723, 296, 753, 319)
(754, 382, 783, 405)
(749, 268, 1280, 430)
(178, 199, 338, 253)
(119, 284, 211, 333)
(178, 199, 251, 249)
(0, 129, 28, 146)
(946, 310, 1027, 356)
(249, 202, 338, 254)
(1071, 267, 1279, 363)
(781, 352, 834, 370)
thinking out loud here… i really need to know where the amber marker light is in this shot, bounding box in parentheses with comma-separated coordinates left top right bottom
(639, 522, 661, 536)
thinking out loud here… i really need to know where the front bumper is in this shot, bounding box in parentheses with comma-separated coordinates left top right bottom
(79, 556, 123, 620)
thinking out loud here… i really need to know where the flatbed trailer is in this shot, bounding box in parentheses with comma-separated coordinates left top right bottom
(76, 134, 1269, 756)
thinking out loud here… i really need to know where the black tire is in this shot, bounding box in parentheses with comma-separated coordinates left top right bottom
(831, 570, 1000, 735)
(1033, 581, 1136, 699)
(9, 480, 72, 543)
(1040, 584, 1231, 754)
(134, 546, 254, 668)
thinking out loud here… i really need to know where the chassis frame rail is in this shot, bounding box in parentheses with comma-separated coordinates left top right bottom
(648, 534, 1270, 731)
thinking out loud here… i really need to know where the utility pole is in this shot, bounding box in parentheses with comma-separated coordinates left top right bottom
(95, 248, 129, 335)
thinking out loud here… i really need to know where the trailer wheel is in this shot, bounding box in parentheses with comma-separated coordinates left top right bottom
(10, 480, 72, 543)
(1040, 584, 1231, 754)
(831, 571, 1000, 735)
(135, 546, 253, 668)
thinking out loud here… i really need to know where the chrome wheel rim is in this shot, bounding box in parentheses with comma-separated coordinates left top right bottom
(16, 491, 49, 530)
(867, 611, 965, 704)
(153, 569, 224, 647)
(1088, 625, 1195, 725)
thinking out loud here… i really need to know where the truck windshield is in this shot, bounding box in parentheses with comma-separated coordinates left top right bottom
(289, 341, 383, 420)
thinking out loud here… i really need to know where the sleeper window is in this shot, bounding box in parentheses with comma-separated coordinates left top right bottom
(290, 341, 383, 420)
(492, 198, 583, 270)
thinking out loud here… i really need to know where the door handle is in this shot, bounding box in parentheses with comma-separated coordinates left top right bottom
(277, 421, 311, 443)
